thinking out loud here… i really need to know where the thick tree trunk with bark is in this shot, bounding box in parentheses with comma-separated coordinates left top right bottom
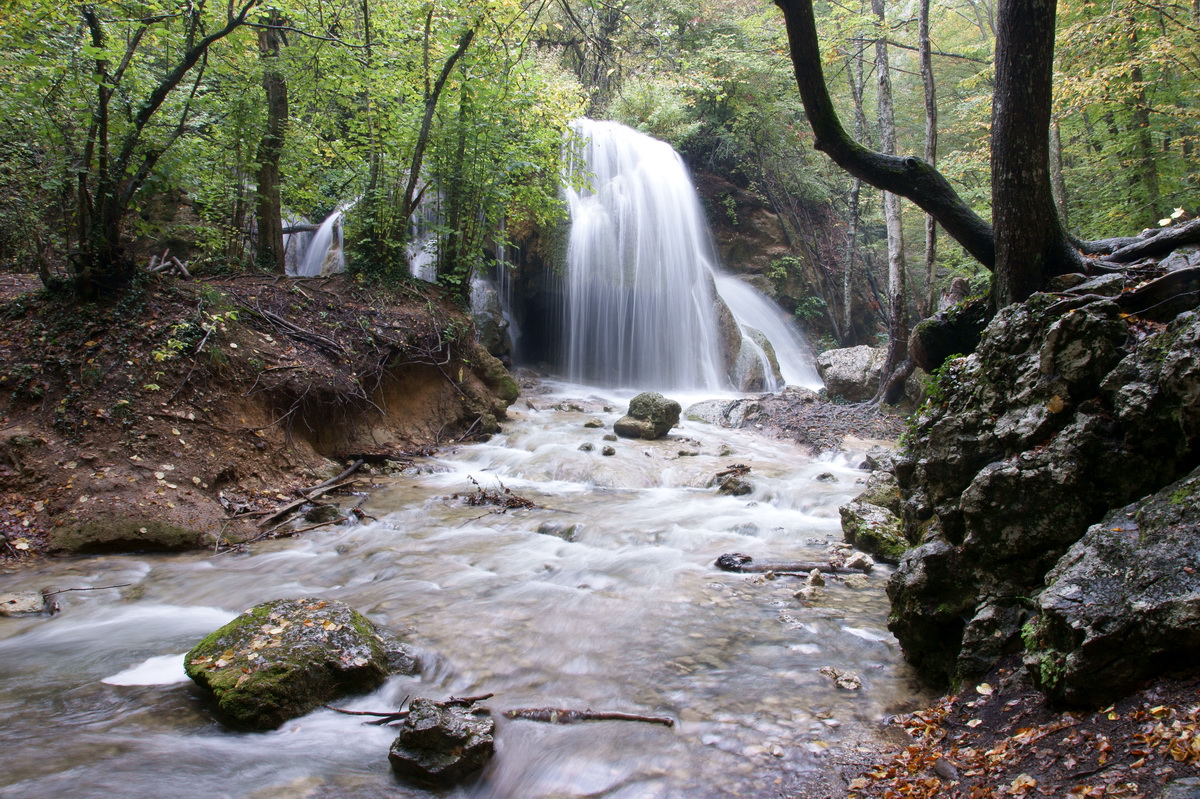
(255, 11, 288, 272)
(990, 0, 1083, 305)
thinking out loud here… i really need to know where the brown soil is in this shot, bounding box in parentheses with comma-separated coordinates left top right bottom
(0, 272, 513, 561)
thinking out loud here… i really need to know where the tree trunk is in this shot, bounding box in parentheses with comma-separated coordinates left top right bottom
(919, 0, 938, 317)
(1049, 115, 1069, 227)
(990, 0, 1083, 306)
(873, 0, 908, 403)
(254, 10, 288, 272)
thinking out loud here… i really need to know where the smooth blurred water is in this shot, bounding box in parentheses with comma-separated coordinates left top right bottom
(0, 382, 921, 798)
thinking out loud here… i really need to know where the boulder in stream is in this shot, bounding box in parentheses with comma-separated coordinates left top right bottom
(185, 597, 390, 730)
(388, 698, 495, 786)
(613, 392, 681, 439)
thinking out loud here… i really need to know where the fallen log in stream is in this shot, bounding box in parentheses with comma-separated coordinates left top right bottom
(715, 552, 873, 575)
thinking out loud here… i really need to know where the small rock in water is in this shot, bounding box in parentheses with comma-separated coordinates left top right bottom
(818, 666, 862, 690)
(603, 434, 618, 442)
(583, 418, 605, 429)
(843, 574, 870, 589)
(717, 476, 752, 496)
(537, 522, 579, 542)
(806, 569, 826, 587)
(389, 698, 495, 786)
(815, 472, 838, 482)
(794, 585, 823, 603)
(602, 446, 616, 456)
(578, 442, 594, 452)
(844, 551, 875, 573)
(677, 449, 699, 457)
(0, 591, 49, 617)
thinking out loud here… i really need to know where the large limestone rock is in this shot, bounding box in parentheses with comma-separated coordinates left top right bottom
(613, 392, 681, 439)
(388, 698, 495, 786)
(49, 518, 209, 554)
(1024, 467, 1200, 706)
(816, 346, 884, 402)
(185, 597, 390, 730)
(889, 300, 1200, 688)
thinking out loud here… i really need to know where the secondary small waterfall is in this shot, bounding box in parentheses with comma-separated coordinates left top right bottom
(561, 120, 726, 390)
(289, 206, 347, 277)
(558, 120, 821, 393)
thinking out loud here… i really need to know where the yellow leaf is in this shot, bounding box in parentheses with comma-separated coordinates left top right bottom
(1047, 395, 1065, 413)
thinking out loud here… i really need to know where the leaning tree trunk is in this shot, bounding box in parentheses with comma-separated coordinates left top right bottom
(991, 0, 1084, 306)
(254, 10, 288, 272)
(872, 0, 909, 403)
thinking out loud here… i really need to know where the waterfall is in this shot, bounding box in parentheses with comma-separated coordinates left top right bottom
(714, 275, 823, 390)
(558, 119, 822, 393)
(290, 206, 346, 277)
(561, 119, 726, 390)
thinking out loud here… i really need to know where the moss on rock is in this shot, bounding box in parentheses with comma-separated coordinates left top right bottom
(185, 597, 390, 730)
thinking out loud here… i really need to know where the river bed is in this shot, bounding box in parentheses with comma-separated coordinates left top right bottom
(0, 383, 924, 798)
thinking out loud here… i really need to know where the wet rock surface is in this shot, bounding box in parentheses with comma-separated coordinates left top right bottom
(613, 392, 682, 439)
(890, 296, 1200, 692)
(185, 597, 391, 730)
(388, 698, 495, 786)
(1025, 466, 1200, 705)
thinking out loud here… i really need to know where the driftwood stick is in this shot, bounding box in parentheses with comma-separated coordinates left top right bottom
(302, 459, 364, 495)
(715, 464, 750, 478)
(256, 481, 356, 528)
(41, 583, 131, 597)
(503, 708, 675, 727)
(715, 552, 870, 575)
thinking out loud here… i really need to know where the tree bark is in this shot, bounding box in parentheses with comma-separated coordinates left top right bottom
(255, 10, 288, 272)
(919, 0, 939, 317)
(990, 0, 1084, 306)
(872, 0, 908, 402)
(774, 0, 996, 271)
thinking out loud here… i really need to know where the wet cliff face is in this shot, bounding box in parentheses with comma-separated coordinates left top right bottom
(888, 297, 1200, 698)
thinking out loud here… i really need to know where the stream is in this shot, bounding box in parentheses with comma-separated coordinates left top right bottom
(0, 383, 925, 798)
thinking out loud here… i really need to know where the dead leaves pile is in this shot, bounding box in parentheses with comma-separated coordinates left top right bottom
(848, 673, 1200, 799)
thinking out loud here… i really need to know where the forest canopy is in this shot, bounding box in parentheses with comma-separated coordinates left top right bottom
(0, 0, 1195, 331)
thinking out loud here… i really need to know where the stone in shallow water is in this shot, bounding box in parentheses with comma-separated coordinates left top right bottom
(388, 698, 494, 786)
(0, 591, 46, 617)
(184, 596, 390, 730)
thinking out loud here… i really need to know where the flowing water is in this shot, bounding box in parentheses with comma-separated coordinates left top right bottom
(0, 383, 923, 799)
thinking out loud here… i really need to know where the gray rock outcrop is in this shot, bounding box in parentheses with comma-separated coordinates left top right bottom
(889, 298, 1200, 692)
(613, 392, 681, 439)
(185, 597, 391, 730)
(816, 346, 884, 402)
(1023, 467, 1200, 705)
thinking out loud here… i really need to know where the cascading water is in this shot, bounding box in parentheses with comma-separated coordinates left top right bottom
(290, 205, 347, 277)
(0, 383, 923, 798)
(557, 120, 822, 393)
(714, 275, 823, 390)
(560, 120, 726, 390)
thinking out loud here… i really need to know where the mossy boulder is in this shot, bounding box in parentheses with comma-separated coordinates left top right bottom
(613, 392, 681, 440)
(48, 517, 207, 554)
(840, 500, 907, 564)
(185, 597, 390, 730)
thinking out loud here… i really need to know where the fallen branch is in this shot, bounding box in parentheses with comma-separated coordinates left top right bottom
(41, 583, 131, 597)
(256, 481, 355, 528)
(503, 708, 674, 727)
(715, 552, 871, 575)
(325, 693, 492, 726)
(301, 459, 364, 494)
(715, 464, 751, 478)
